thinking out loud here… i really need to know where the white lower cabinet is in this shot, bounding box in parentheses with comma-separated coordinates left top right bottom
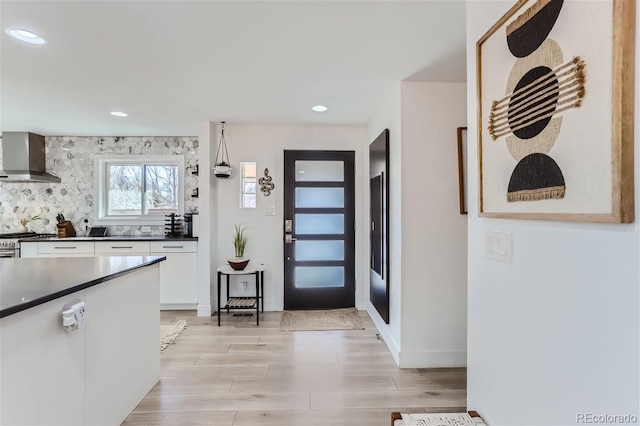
(19, 242, 37, 257)
(21, 240, 198, 309)
(150, 241, 198, 309)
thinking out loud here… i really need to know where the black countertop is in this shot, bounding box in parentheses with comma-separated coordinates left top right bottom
(20, 236, 198, 242)
(0, 256, 166, 319)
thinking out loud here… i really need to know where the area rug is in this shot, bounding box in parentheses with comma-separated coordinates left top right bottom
(279, 308, 364, 331)
(393, 412, 486, 426)
(160, 320, 188, 351)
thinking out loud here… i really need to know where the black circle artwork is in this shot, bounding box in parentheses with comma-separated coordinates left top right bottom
(507, 0, 564, 58)
(507, 153, 566, 201)
(507, 66, 559, 139)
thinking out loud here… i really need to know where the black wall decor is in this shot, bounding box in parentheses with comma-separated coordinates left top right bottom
(258, 168, 275, 196)
(369, 129, 390, 324)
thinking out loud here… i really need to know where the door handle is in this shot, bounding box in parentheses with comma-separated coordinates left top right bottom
(284, 234, 297, 244)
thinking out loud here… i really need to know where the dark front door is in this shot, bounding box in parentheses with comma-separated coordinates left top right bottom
(283, 150, 355, 310)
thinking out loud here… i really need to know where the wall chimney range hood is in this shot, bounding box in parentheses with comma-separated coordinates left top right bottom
(0, 132, 61, 183)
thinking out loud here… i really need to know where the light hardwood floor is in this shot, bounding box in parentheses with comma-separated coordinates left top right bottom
(122, 310, 466, 426)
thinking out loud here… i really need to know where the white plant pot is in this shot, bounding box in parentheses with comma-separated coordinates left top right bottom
(214, 165, 232, 179)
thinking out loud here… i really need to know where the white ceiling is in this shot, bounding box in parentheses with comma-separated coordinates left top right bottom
(1, 1, 467, 136)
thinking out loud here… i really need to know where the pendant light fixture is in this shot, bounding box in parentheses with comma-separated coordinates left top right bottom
(213, 121, 232, 178)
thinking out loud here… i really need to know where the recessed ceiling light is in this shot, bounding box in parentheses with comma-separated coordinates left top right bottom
(6, 29, 46, 45)
(312, 105, 328, 112)
(110, 111, 128, 117)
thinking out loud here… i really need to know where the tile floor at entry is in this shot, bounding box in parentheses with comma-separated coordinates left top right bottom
(122, 310, 466, 426)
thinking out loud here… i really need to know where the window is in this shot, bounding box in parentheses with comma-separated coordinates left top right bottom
(95, 156, 184, 224)
(241, 162, 257, 208)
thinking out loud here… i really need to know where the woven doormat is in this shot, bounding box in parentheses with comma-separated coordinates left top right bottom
(279, 308, 364, 331)
(160, 320, 188, 351)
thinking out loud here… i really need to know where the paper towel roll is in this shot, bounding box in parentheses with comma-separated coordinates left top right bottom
(192, 214, 199, 237)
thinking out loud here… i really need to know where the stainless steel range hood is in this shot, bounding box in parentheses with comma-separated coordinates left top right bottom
(0, 132, 61, 183)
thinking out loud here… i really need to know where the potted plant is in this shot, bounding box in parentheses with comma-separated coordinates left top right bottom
(228, 223, 249, 270)
(19, 215, 41, 232)
(213, 161, 232, 179)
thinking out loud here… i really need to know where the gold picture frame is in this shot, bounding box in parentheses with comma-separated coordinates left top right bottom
(476, 0, 635, 222)
(457, 127, 468, 214)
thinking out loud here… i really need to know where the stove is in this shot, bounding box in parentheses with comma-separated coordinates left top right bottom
(0, 232, 57, 258)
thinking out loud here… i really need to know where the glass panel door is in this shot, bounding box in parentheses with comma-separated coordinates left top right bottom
(283, 150, 355, 310)
(295, 214, 344, 235)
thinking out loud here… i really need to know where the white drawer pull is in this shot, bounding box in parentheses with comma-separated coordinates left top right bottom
(163, 245, 183, 249)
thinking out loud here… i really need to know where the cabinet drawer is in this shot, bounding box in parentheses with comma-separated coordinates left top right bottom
(95, 241, 150, 255)
(38, 241, 94, 255)
(149, 241, 197, 253)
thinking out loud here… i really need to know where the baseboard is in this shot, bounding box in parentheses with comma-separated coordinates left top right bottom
(367, 305, 400, 366)
(160, 303, 198, 311)
(196, 304, 212, 317)
(398, 349, 467, 368)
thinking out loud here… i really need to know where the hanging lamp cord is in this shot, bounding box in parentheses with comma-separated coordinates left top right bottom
(214, 123, 230, 166)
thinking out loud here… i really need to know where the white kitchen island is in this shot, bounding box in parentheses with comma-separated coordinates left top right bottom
(0, 255, 165, 425)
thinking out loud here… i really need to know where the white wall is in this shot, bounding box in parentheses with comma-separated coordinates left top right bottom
(466, 3, 640, 425)
(367, 81, 468, 368)
(197, 123, 215, 316)
(212, 124, 367, 312)
(400, 81, 468, 367)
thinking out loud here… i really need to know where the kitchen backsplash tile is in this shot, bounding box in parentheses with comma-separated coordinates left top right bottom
(0, 136, 198, 236)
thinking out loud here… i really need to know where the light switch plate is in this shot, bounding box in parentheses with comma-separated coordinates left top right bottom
(485, 230, 512, 264)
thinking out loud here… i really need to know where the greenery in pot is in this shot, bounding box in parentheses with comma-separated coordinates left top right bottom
(232, 223, 247, 258)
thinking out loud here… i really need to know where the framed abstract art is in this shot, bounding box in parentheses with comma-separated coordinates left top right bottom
(476, 0, 635, 222)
